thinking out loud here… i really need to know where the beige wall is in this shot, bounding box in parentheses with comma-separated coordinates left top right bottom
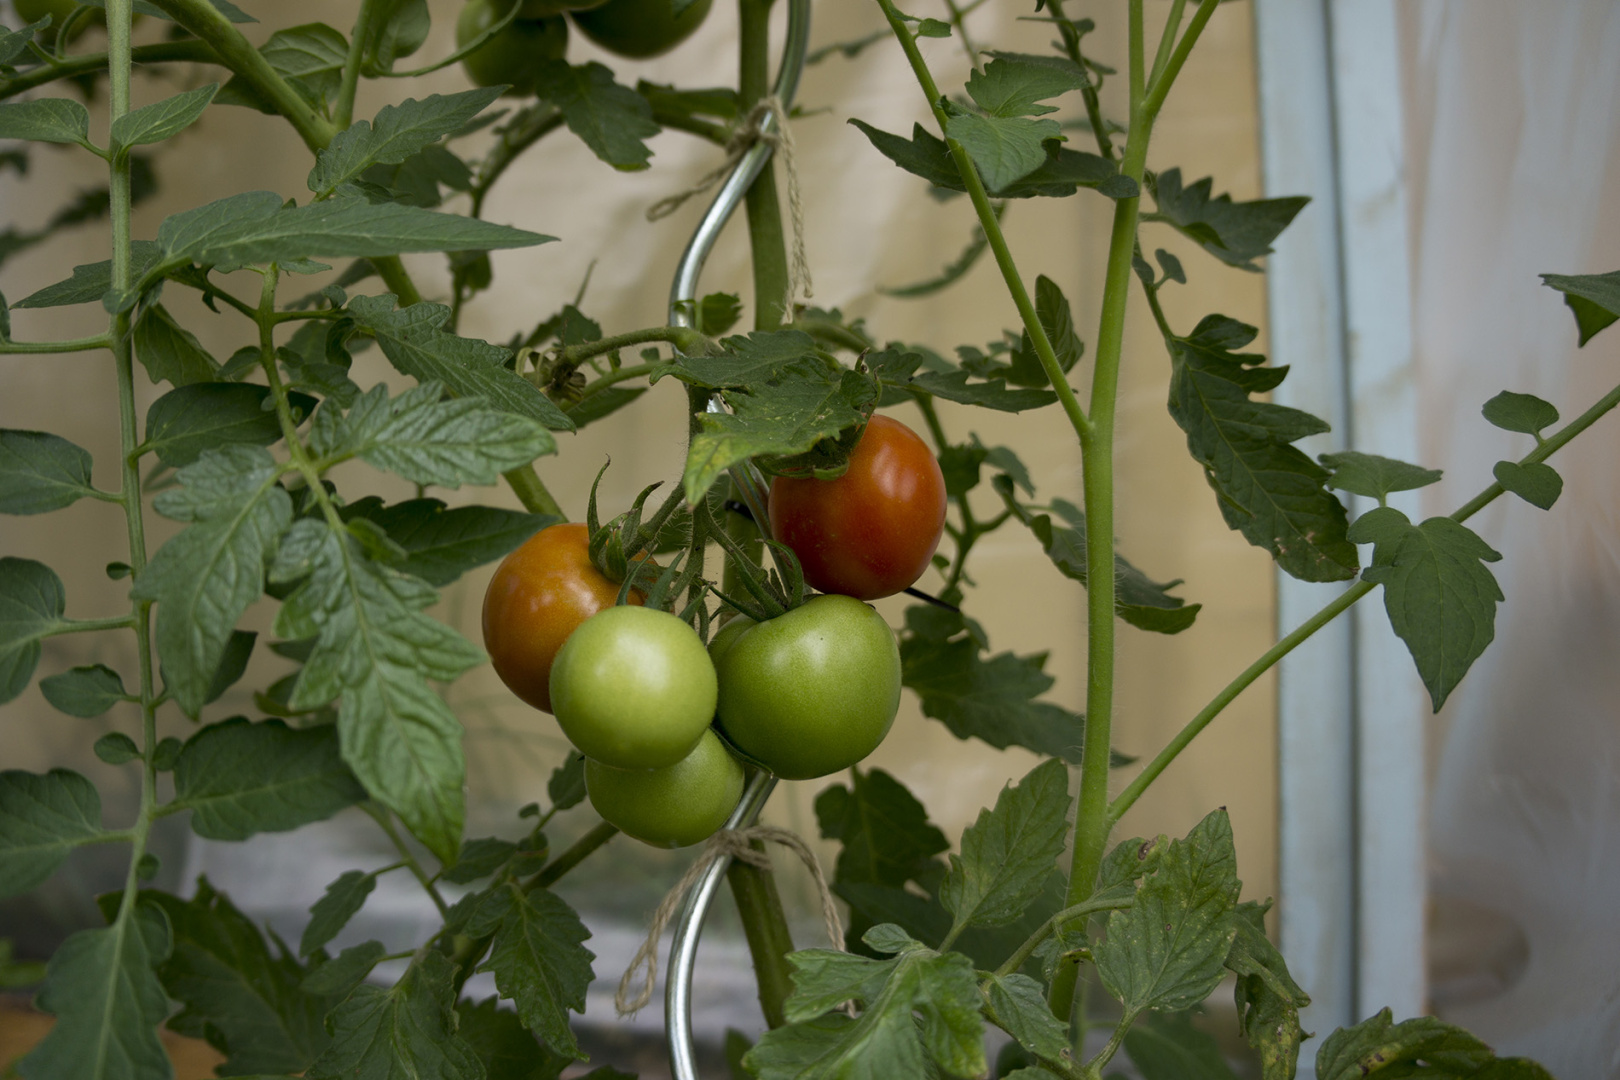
(0, 0, 1278, 926)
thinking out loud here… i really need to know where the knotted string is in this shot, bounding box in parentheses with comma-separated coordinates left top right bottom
(614, 824, 843, 1016)
(647, 95, 814, 317)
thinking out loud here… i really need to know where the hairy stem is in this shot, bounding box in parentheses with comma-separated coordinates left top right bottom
(727, 840, 796, 1029)
(0, 39, 219, 99)
(528, 821, 619, 890)
(740, 0, 790, 330)
(336, 0, 385, 130)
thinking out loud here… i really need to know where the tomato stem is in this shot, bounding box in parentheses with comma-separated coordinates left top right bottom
(740, 0, 791, 330)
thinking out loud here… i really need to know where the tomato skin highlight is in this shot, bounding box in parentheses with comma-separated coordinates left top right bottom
(585, 729, 744, 848)
(768, 414, 947, 601)
(481, 522, 641, 714)
(549, 606, 718, 770)
(714, 594, 901, 781)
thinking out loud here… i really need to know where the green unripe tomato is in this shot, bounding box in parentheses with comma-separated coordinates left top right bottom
(456, 0, 568, 97)
(570, 0, 713, 59)
(714, 595, 902, 781)
(517, 0, 609, 15)
(706, 614, 756, 668)
(585, 729, 744, 848)
(550, 605, 718, 770)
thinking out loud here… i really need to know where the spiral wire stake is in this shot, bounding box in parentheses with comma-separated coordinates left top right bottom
(660, 4, 810, 1076)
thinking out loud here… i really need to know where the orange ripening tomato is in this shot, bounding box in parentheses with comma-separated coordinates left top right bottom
(768, 414, 947, 601)
(481, 522, 642, 714)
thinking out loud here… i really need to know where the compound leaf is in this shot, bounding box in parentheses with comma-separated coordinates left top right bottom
(0, 557, 68, 704)
(39, 664, 126, 718)
(341, 497, 556, 586)
(536, 60, 661, 171)
(940, 758, 1071, 933)
(1540, 270, 1620, 346)
(0, 769, 104, 898)
(307, 950, 484, 1080)
(1144, 169, 1308, 270)
(172, 717, 367, 841)
(310, 88, 503, 196)
(1319, 451, 1443, 502)
(0, 430, 98, 514)
(478, 886, 595, 1058)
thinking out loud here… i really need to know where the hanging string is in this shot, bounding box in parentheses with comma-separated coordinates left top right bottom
(614, 824, 843, 1016)
(647, 95, 814, 317)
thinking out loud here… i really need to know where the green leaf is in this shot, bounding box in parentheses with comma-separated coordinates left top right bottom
(0, 769, 103, 898)
(1481, 390, 1559, 436)
(1351, 511, 1504, 711)
(173, 717, 367, 841)
(1124, 1011, 1241, 1080)
(310, 88, 503, 196)
(983, 973, 1069, 1062)
(684, 363, 878, 502)
(111, 84, 218, 152)
(943, 112, 1059, 193)
(143, 383, 316, 467)
(698, 292, 744, 335)
(0, 98, 93, 149)
(965, 57, 1085, 118)
(900, 605, 1085, 762)
(879, 209, 997, 299)
(131, 446, 293, 717)
(547, 751, 587, 812)
(1095, 809, 1241, 1015)
(1168, 315, 1357, 582)
(40, 664, 126, 718)
(140, 883, 334, 1074)
(201, 627, 257, 706)
(752, 944, 986, 1080)
(217, 23, 348, 113)
(444, 838, 519, 885)
(301, 869, 378, 957)
(156, 191, 552, 270)
(308, 381, 556, 487)
(995, 479, 1200, 634)
(13, 242, 161, 308)
(1226, 901, 1309, 1080)
(307, 950, 485, 1080)
(346, 294, 575, 430)
(456, 997, 573, 1080)
(361, 0, 430, 72)
(269, 518, 482, 862)
(672, 329, 823, 389)
(1315, 1009, 1493, 1080)
(18, 905, 172, 1080)
(848, 119, 1118, 199)
(1319, 450, 1443, 502)
(0, 429, 98, 514)
(478, 886, 595, 1059)
(815, 767, 948, 889)
(94, 733, 141, 764)
(0, 557, 67, 705)
(907, 368, 1058, 412)
(1541, 270, 1620, 346)
(536, 60, 662, 171)
(132, 302, 219, 387)
(341, 497, 556, 586)
(1006, 275, 1084, 388)
(1144, 169, 1308, 270)
(300, 939, 387, 999)
(940, 758, 1070, 932)
(1493, 461, 1562, 511)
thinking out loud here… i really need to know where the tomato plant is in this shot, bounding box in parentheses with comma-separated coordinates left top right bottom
(585, 729, 744, 848)
(456, 0, 568, 96)
(569, 0, 713, 59)
(482, 522, 640, 715)
(549, 605, 718, 770)
(14, 0, 102, 43)
(713, 594, 901, 780)
(768, 413, 948, 601)
(0, 1, 1602, 1078)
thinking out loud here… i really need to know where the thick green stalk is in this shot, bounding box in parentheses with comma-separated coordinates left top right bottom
(103, 0, 160, 948)
(739, 0, 789, 330)
(0, 335, 113, 354)
(336, 0, 385, 130)
(726, 842, 796, 1029)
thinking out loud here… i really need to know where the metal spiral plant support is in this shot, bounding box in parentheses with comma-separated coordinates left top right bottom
(663, 3, 811, 1077)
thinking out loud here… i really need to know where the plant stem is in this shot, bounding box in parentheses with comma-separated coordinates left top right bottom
(502, 465, 566, 518)
(874, 0, 1092, 446)
(1082, 1010, 1136, 1079)
(726, 840, 795, 1029)
(0, 39, 218, 99)
(1108, 372, 1620, 822)
(991, 892, 1133, 979)
(740, 0, 790, 330)
(102, 0, 161, 949)
(1043, 0, 1115, 161)
(0, 335, 114, 354)
(561, 326, 708, 366)
(362, 803, 451, 919)
(527, 821, 619, 890)
(336, 0, 384, 130)
(573, 361, 675, 401)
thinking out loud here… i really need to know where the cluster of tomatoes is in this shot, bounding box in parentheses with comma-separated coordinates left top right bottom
(456, 0, 715, 94)
(482, 415, 948, 847)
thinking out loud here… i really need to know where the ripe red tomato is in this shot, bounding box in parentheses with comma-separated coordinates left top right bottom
(768, 414, 947, 601)
(481, 522, 641, 714)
